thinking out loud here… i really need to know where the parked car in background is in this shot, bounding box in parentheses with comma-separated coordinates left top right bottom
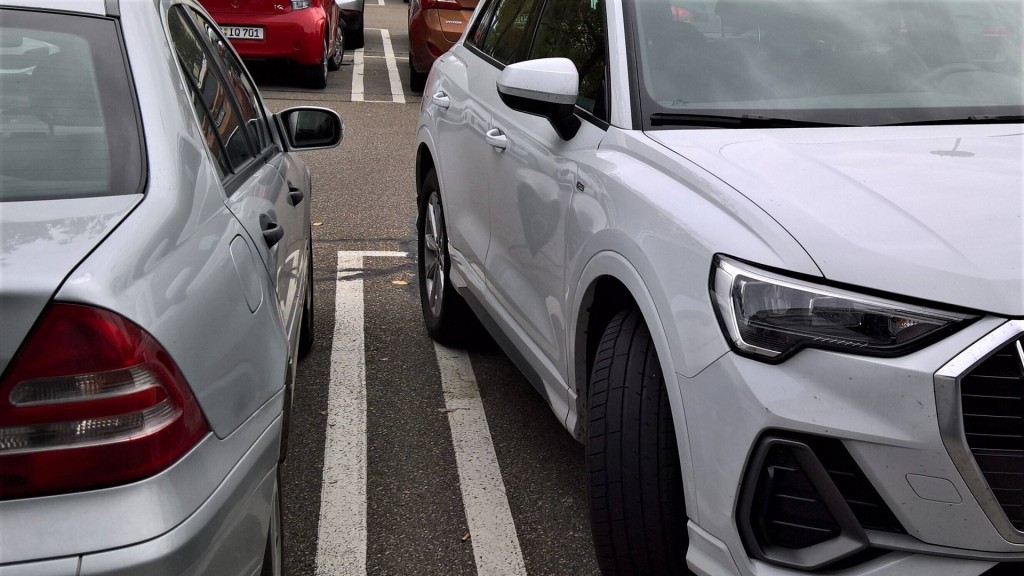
(338, 0, 365, 50)
(0, 0, 342, 574)
(407, 0, 478, 92)
(199, 0, 344, 88)
(415, 0, 1024, 574)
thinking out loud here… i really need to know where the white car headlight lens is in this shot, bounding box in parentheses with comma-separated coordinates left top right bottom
(711, 256, 977, 361)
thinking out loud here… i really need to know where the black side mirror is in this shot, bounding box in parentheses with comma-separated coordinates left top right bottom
(277, 107, 344, 150)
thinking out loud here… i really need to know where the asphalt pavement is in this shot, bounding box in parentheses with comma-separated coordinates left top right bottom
(249, 3, 602, 575)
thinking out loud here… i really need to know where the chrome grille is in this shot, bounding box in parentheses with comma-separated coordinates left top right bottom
(960, 338, 1024, 531)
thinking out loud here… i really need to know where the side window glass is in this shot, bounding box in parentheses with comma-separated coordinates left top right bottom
(186, 8, 273, 153)
(467, 0, 500, 49)
(476, 0, 538, 65)
(167, 7, 254, 175)
(529, 0, 607, 119)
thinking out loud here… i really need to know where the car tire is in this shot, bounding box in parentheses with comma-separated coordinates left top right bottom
(259, 470, 283, 576)
(344, 8, 365, 50)
(328, 23, 344, 71)
(409, 53, 427, 93)
(302, 34, 329, 89)
(298, 237, 315, 358)
(587, 309, 691, 576)
(417, 168, 470, 345)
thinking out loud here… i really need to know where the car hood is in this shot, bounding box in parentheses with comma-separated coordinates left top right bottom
(0, 195, 141, 374)
(646, 125, 1024, 316)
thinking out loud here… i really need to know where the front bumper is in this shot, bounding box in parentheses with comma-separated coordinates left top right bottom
(208, 8, 327, 66)
(680, 315, 1024, 575)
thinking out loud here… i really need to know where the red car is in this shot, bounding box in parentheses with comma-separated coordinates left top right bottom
(200, 0, 344, 88)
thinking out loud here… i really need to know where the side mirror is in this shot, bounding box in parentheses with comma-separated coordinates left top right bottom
(276, 107, 344, 151)
(496, 57, 581, 140)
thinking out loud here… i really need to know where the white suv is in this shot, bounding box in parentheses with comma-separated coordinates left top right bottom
(414, 0, 1024, 574)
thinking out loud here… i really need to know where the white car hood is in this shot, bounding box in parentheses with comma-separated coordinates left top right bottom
(647, 125, 1024, 316)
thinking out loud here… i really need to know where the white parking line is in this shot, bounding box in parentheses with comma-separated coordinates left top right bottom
(380, 29, 406, 104)
(316, 250, 407, 576)
(351, 48, 365, 103)
(434, 343, 528, 576)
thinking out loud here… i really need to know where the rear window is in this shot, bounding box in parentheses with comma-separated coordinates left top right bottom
(0, 9, 143, 201)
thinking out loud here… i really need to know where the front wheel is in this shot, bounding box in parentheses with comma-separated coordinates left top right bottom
(417, 168, 470, 345)
(259, 470, 283, 576)
(587, 309, 691, 575)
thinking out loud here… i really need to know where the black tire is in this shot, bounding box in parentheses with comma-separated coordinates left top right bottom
(301, 35, 329, 89)
(344, 9, 365, 50)
(298, 239, 315, 358)
(260, 470, 283, 576)
(587, 309, 691, 576)
(328, 23, 344, 71)
(417, 168, 470, 345)
(409, 54, 428, 93)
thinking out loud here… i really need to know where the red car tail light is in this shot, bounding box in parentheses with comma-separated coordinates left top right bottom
(0, 304, 209, 500)
(421, 0, 463, 10)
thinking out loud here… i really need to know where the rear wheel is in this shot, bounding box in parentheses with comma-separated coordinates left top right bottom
(417, 168, 470, 345)
(259, 470, 283, 576)
(587, 309, 691, 575)
(328, 23, 344, 71)
(409, 53, 428, 93)
(302, 34, 329, 89)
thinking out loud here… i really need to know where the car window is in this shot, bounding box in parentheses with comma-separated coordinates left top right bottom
(167, 7, 255, 177)
(0, 9, 143, 201)
(469, 0, 540, 65)
(185, 7, 274, 154)
(529, 0, 608, 119)
(632, 0, 1024, 126)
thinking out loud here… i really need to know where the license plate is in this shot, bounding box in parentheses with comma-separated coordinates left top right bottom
(221, 26, 264, 40)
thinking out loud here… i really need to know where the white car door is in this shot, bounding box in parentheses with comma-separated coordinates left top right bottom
(482, 0, 610, 387)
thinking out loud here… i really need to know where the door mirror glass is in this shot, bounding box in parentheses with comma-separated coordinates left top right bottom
(497, 57, 581, 140)
(278, 107, 344, 150)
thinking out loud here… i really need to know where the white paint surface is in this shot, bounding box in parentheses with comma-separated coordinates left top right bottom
(380, 29, 406, 104)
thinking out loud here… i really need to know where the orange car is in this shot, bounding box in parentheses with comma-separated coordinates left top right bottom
(407, 0, 478, 92)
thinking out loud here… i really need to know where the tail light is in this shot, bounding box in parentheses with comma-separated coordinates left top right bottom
(0, 304, 209, 500)
(421, 0, 462, 10)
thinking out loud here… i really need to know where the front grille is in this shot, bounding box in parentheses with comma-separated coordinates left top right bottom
(960, 338, 1024, 531)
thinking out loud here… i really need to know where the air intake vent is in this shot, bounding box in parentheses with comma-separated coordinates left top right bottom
(739, 434, 905, 570)
(960, 338, 1024, 531)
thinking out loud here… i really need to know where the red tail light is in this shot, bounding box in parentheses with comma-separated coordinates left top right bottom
(421, 0, 463, 10)
(0, 304, 209, 499)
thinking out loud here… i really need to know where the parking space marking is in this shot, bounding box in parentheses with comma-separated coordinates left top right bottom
(316, 251, 408, 576)
(380, 29, 406, 104)
(434, 343, 528, 576)
(351, 47, 365, 103)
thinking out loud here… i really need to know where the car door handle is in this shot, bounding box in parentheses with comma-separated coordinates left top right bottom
(431, 91, 450, 110)
(485, 128, 508, 151)
(260, 214, 285, 248)
(287, 183, 304, 205)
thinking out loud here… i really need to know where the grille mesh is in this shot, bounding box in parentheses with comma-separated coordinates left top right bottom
(960, 338, 1024, 531)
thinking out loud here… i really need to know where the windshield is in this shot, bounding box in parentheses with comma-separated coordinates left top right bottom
(632, 0, 1024, 126)
(0, 10, 144, 201)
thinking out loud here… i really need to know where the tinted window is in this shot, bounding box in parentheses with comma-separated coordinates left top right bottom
(529, 0, 608, 117)
(168, 7, 254, 175)
(470, 0, 539, 65)
(185, 8, 273, 153)
(0, 10, 143, 201)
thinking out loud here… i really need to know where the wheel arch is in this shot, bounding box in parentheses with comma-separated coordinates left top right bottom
(415, 140, 436, 204)
(569, 250, 700, 522)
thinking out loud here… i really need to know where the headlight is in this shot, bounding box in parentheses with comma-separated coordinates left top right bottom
(711, 256, 977, 362)
(291, 0, 312, 9)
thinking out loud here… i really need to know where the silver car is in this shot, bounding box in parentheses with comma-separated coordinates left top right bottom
(0, 1, 341, 574)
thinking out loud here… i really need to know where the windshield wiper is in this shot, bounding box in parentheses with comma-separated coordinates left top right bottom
(649, 113, 855, 128)
(882, 115, 1024, 127)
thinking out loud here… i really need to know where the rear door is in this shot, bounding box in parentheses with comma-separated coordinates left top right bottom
(168, 6, 307, 347)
